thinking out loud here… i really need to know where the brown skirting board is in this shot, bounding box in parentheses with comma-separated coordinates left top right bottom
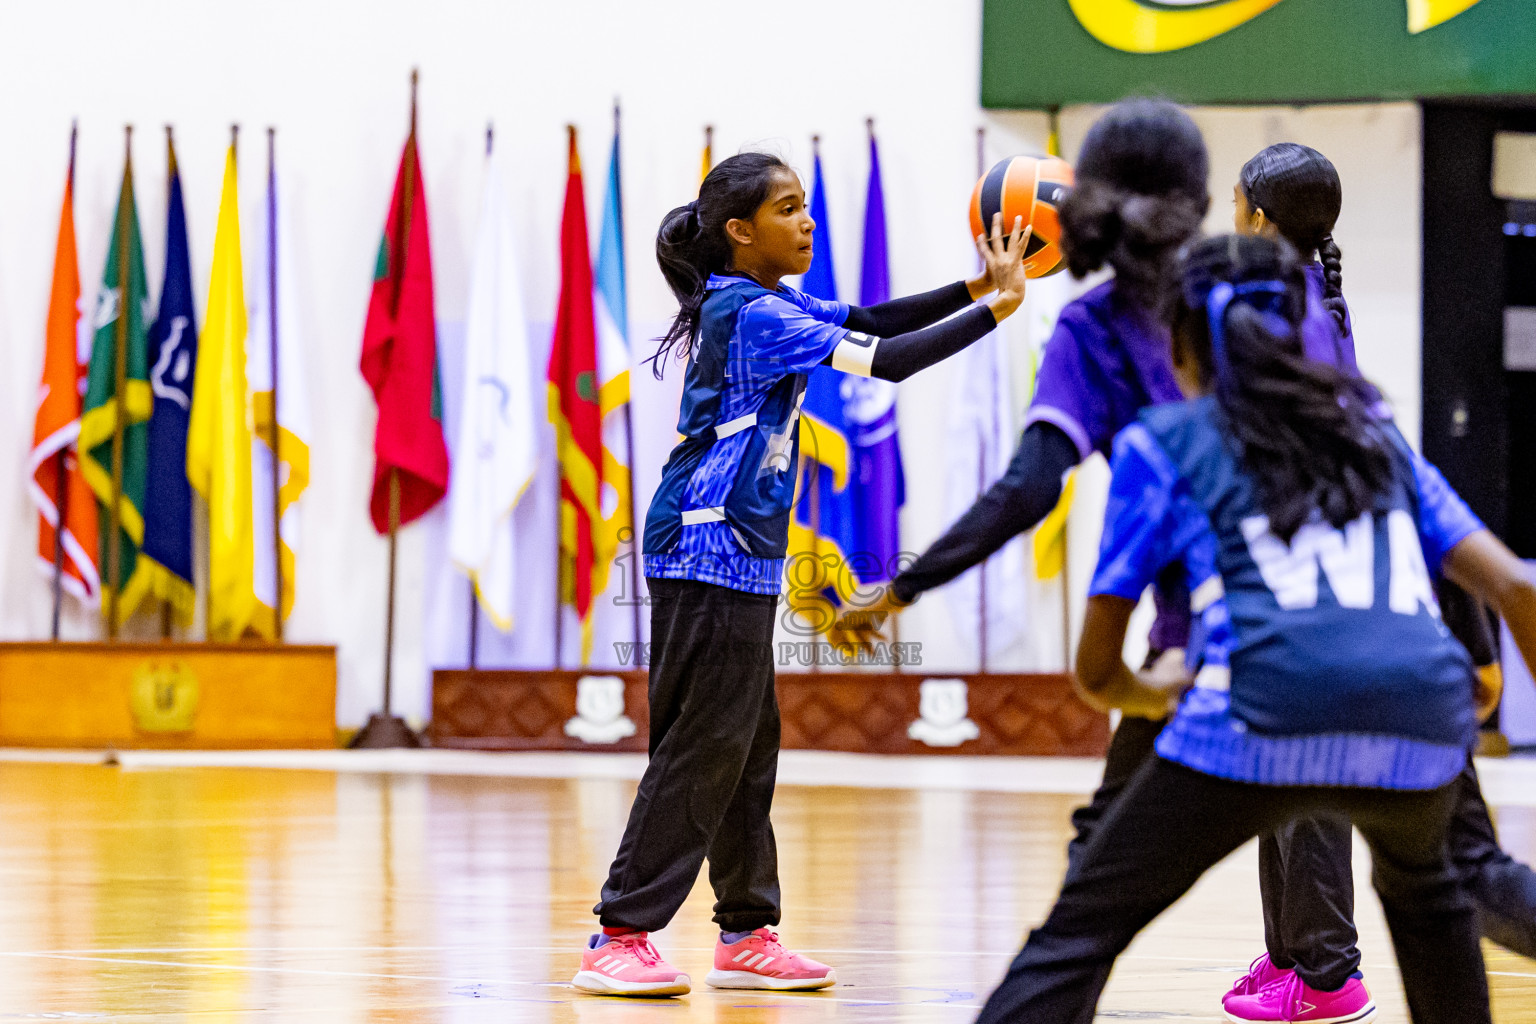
(430, 669, 1108, 757)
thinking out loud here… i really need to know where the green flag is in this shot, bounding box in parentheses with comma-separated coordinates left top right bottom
(79, 152, 153, 627)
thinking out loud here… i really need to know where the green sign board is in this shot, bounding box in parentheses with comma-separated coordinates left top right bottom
(981, 0, 1536, 108)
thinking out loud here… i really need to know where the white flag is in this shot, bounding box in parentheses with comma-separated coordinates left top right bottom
(944, 326, 1028, 662)
(447, 148, 538, 631)
(248, 147, 312, 639)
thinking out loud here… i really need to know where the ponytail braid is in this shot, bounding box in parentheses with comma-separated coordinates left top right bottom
(1317, 233, 1347, 334)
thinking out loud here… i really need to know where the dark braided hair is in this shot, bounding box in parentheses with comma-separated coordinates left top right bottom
(1239, 143, 1347, 334)
(1060, 99, 1210, 310)
(1169, 234, 1392, 542)
(651, 152, 791, 376)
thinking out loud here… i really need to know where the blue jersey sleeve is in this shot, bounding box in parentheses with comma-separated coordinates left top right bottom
(1412, 452, 1485, 573)
(1090, 423, 1210, 600)
(734, 289, 850, 377)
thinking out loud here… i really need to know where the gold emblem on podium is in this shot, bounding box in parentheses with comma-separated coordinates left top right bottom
(130, 661, 200, 734)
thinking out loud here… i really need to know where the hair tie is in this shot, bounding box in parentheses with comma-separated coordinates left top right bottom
(1206, 279, 1289, 383)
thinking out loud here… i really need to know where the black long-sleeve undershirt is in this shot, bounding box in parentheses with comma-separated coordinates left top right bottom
(843, 280, 974, 336)
(890, 421, 1079, 604)
(821, 280, 997, 383)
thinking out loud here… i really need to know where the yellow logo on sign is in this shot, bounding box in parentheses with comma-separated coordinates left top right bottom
(130, 660, 200, 734)
(1069, 0, 1483, 53)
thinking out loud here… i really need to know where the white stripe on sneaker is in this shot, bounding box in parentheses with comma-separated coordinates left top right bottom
(758, 956, 776, 969)
(606, 962, 628, 976)
(594, 955, 612, 968)
(733, 949, 754, 963)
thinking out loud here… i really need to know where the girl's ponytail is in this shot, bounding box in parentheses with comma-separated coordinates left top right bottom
(1317, 233, 1347, 334)
(650, 152, 790, 376)
(1170, 234, 1391, 543)
(654, 201, 710, 368)
(1059, 99, 1210, 311)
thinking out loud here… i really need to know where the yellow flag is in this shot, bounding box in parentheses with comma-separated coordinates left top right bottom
(1033, 469, 1077, 579)
(186, 146, 257, 640)
(700, 127, 713, 185)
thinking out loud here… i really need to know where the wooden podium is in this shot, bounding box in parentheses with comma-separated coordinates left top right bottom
(0, 642, 337, 749)
(430, 669, 1108, 756)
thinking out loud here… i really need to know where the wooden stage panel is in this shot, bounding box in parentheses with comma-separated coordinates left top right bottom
(0, 642, 337, 748)
(430, 669, 1110, 756)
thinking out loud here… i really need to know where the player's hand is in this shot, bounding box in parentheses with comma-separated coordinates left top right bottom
(827, 586, 911, 657)
(1475, 662, 1504, 723)
(977, 213, 1030, 321)
(1125, 648, 1193, 719)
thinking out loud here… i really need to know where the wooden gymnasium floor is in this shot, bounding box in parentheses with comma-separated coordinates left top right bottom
(0, 749, 1533, 1022)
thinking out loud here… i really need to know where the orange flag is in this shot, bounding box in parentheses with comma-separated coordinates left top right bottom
(547, 126, 604, 661)
(28, 129, 99, 607)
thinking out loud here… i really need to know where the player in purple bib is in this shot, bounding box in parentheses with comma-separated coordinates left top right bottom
(1219, 143, 1536, 1022)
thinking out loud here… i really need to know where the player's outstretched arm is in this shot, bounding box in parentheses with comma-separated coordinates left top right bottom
(826, 217, 1028, 384)
(1446, 530, 1536, 709)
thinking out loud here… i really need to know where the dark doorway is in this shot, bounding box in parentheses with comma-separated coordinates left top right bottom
(1422, 100, 1536, 555)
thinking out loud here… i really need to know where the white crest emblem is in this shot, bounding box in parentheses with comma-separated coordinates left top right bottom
(907, 679, 981, 748)
(564, 675, 638, 745)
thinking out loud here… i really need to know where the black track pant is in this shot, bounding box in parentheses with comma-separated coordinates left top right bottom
(595, 577, 782, 934)
(978, 757, 1489, 1024)
(1068, 719, 1536, 989)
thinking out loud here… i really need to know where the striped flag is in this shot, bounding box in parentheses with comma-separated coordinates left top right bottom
(140, 135, 199, 625)
(594, 116, 635, 624)
(547, 127, 604, 662)
(28, 131, 99, 609)
(80, 148, 153, 627)
(186, 144, 258, 640)
(447, 142, 537, 632)
(248, 136, 313, 639)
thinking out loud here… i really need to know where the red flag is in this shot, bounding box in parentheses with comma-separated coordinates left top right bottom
(360, 128, 449, 533)
(28, 133, 99, 604)
(547, 127, 603, 653)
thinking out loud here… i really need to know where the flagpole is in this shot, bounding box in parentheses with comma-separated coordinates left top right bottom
(975, 126, 990, 673)
(614, 101, 643, 651)
(353, 68, 424, 748)
(106, 125, 134, 641)
(50, 121, 79, 642)
(265, 127, 284, 643)
(468, 121, 494, 672)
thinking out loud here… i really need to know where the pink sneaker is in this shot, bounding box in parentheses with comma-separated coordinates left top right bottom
(1223, 954, 1295, 1007)
(572, 932, 691, 997)
(705, 928, 836, 990)
(1225, 972, 1376, 1024)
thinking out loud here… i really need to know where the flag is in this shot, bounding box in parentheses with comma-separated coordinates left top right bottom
(140, 136, 198, 624)
(788, 151, 858, 627)
(360, 125, 449, 533)
(594, 117, 635, 622)
(186, 145, 257, 641)
(79, 149, 153, 626)
(945, 321, 1029, 660)
(28, 133, 99, 607)
(248, 137, 313, 639)
(446, 143, 537, 632)
(547, 128, 604, 661)
(847, 131, 905, 583)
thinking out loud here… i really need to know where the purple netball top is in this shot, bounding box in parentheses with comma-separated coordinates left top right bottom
(1024, 270, 1358, 657)
(1024, 281, 1184, 461)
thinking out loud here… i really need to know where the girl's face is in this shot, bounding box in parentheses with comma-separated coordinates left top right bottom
(726, 168, 816, 281)
(1232, 185, 1273, 239)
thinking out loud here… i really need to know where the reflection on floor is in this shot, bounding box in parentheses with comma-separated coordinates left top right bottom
(0, 751, 1529, 1021)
